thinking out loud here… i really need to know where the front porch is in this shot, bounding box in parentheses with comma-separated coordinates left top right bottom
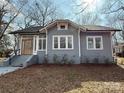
(19, 34, 47, 55)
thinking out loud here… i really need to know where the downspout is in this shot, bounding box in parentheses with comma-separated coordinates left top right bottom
(45, 28, 48, 55)
(111, 31, 116, 62)
(78, 28, 81, 58)
(20, 35, 22, 55)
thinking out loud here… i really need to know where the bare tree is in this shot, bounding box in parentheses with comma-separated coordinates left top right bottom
(81, 13, 99, 25)
(72, 0, 100, 25)
(0, 0, 28, 40)
(23, 0, 57, 27)
(102, 0, 124, 44)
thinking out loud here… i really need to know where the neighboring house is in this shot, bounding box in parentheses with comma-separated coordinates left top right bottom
(10, 19, 121, 64)
(113, 43, 124, 56)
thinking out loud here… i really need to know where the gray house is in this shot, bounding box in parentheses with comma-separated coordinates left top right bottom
(10, 19, 120, 65)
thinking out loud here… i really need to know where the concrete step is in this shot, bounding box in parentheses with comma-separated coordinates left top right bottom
(10, 55, 32, 67)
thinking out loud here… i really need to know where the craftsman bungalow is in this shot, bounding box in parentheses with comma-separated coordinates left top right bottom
(10, 19, 120, 64)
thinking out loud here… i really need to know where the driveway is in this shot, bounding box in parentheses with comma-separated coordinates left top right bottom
(0, 67, 21, 75)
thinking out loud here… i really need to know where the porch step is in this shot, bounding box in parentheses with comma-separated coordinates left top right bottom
(10, 55, 32, 67)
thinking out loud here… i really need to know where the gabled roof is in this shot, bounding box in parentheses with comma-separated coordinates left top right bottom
(39, 19, 86, 32)
(9, 19, 121, 34)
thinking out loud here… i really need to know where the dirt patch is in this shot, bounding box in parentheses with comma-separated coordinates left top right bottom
(0, 64, 124, 93)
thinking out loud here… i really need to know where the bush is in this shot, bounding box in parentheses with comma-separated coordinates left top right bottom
(80, 56, 90, 64)
(0, 49, 13, 58)
(93, 57, 99, 64)
(0, 51, 3, 57)
(116, 53, 122, 57)
(122, 51, 124, 57)
(4, 49, 13, 57)
(68, 59, 75, 64)
(52, 54, 76, 65)
(53, 54, 60, 64)
(85, 57, 90, 63)
(61, 54, 69, 64)
(104, 57, 110, 64)
(68, 55, 75, 64)
(43, 55, 49, 64)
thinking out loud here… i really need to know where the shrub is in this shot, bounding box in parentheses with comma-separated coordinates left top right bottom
(122, 51, 124, 57)
(61, 54, 69, 64)
(85, 57, 90, 63)
(68, 55, 75, 64)
(93, 57, 99, 64)
(0, 49, 13, 58)
(104, 57, 110, 64)
(43, 55, 49, 64)
(0, 51, 3, 57)
(116, 53, 122, 57)
(4, 49, 13, 57)
(53, 54, 60, 64)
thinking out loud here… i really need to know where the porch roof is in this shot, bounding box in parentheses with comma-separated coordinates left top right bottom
(82, 25, 121, 31)
(9, 26, 43, 34)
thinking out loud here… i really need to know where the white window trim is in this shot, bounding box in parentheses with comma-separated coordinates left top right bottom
(38, 37, 46, 51)
(86, 36, 103, 50)
(46, 29, 48, 55)
(57, 23, 68, 30)
(52, 35, 74, 50)
(78, 28, 81, 57)
(33, 35, 46, 55)
(33, 35, 38, 55)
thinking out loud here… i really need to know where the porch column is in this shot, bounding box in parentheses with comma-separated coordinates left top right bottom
(45, 28, 48, 55)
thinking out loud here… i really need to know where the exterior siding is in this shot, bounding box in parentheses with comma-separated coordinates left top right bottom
(47, 25, 80, 64)
(80, 32, 113, 63)
(37, 51, 45, 64)
(17, 25, 114, 64)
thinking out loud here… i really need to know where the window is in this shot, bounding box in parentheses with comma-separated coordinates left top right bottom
(60, 37, 66, 48)
(60, 25, 65, 29)
(34, 36, 37, 51)
(57, 23, 68, 30)
(54, 37, 58, 48)
(87, 36, 103, 50)
(53, 35, 73, 50)
(39, 38, 46, 51)
(88, 37, 94, 49)
(68, 37, 72, 48)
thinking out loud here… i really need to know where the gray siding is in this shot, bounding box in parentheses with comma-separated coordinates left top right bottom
(17, 26, 113, 64)
(37, 51, 45, 64)
(80, 32, 113, 63)
(47, 25, 80, 64)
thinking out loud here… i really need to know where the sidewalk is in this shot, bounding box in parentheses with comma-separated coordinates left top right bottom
(0, 67, 21, 76)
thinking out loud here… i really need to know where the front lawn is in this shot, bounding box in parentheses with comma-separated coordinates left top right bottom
(0, 64, 124, 93)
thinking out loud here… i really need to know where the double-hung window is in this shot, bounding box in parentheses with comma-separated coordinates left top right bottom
(53, 35, 73, 50)
(39, 37, 46, 51)
(87, 36, 103, 50)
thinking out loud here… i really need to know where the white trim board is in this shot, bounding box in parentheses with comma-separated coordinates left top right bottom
(78, 28, 81, 57)
(52, 35, 74, 50)
(86, 36, 103, 50)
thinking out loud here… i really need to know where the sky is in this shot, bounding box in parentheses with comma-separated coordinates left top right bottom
(1, 0, 123, 43)
(1, 0, 123, 27)
(53, 0, 106, 25)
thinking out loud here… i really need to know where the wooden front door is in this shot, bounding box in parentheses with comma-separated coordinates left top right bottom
(21, 39, 33, 55)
